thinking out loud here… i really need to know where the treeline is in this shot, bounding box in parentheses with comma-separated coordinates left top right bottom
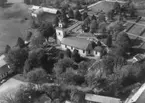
(24, 0, 100, 8)
(0, 0, 7, 7)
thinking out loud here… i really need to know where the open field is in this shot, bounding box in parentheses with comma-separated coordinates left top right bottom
(0, 3, 31, 52)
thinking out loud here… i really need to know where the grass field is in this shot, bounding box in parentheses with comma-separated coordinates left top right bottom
(0, 3, 31, 52)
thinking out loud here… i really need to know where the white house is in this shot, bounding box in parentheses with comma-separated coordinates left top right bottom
(30, 5, 59, 17)
(85, 93, 122, 103)
(60, 37, 102, 57)
(55, 19, 104, 57)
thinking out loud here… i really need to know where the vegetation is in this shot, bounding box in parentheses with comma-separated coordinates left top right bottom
(3, 0, 145, 102)
(6, 47, 28, 73)
(26, 68, 47, 84)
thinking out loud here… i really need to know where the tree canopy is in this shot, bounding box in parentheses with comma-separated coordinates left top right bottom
(38, 22, 55, 41)
(74, 10, 82, 21)
(27, 68, 47, 84)
(6, 48, 28, 73)
(68, 8, 74, 19)
(90, 20, 98, 33)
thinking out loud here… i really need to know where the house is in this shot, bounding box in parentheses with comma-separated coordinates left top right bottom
(85, 94, 122, 103)
(0, 55, 13, 80)
(60, 37, 102, 57)
(30, 5, 59, 17)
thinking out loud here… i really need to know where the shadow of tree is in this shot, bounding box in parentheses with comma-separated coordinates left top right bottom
(131, 38, 143, 47)
(130, 48, 145, 56)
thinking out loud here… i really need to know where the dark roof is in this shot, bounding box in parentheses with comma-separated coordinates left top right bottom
(0, 65, 10, 76)
(61, 37, 94, 50)
(94, 46, 103, 52)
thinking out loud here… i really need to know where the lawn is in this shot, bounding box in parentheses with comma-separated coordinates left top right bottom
(0, 3, 32, 53)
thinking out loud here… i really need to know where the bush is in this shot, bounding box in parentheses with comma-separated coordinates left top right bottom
(54, 58, 77, 75)
(27, 68, 47, 84)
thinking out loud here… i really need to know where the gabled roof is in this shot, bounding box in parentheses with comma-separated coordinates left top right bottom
(85, 93, 122, 103)
(61, 37, 94, 50)
(0, 55, 6, 68)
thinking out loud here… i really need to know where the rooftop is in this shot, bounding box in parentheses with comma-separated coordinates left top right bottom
(125, 17, 145, 41)
(61, 37, 94, 50)
(56, 20, 82, 34)
(85, 93, 122, 103)
(88, 1, 114, 15)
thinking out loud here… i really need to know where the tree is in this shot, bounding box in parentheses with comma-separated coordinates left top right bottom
(106, 35, 112, 47)
(90, 20, 98, 33)
(68, 8, 74, 19)
(82, 12, 88, 21)
(71, 90, 85, 103)
(116, 32, 131, 54)
(26, 31, 33, 42)
(54, 58, 77, 75)
(106, 10, 114, 21)
(53, 16, 59, 27)
(15, 84, 42, 103)
(91, 15, 96, 20)
(98, 21, 107, 34)
(58, 52, 64, 59)
(27, 68, 47, 84)
(15, 37, 25, 48)
(76, 1, 81, 9)
(74, 9, 82, 21)
(59, 67, 85, 85)
(26, 48, 46, 70)
(113, 2, 121, 14)
(0, 0, 6, 7)
(128, 4, 137, 17)
(65, 49, 72, 58)
(39, 22, 55, 42)
(84, 5, 88, 12)
(30, 32, 45, 48)
(6, 48, 28, 73)
(98, 13, 106, 23)
(24, 0, 31, 5)
(78, 61, 89, 75)
(72, 49, 81, 63)
(102, 55, 115, 73)
(5, 45, 11, 54)
(82, 17, 90, 32)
